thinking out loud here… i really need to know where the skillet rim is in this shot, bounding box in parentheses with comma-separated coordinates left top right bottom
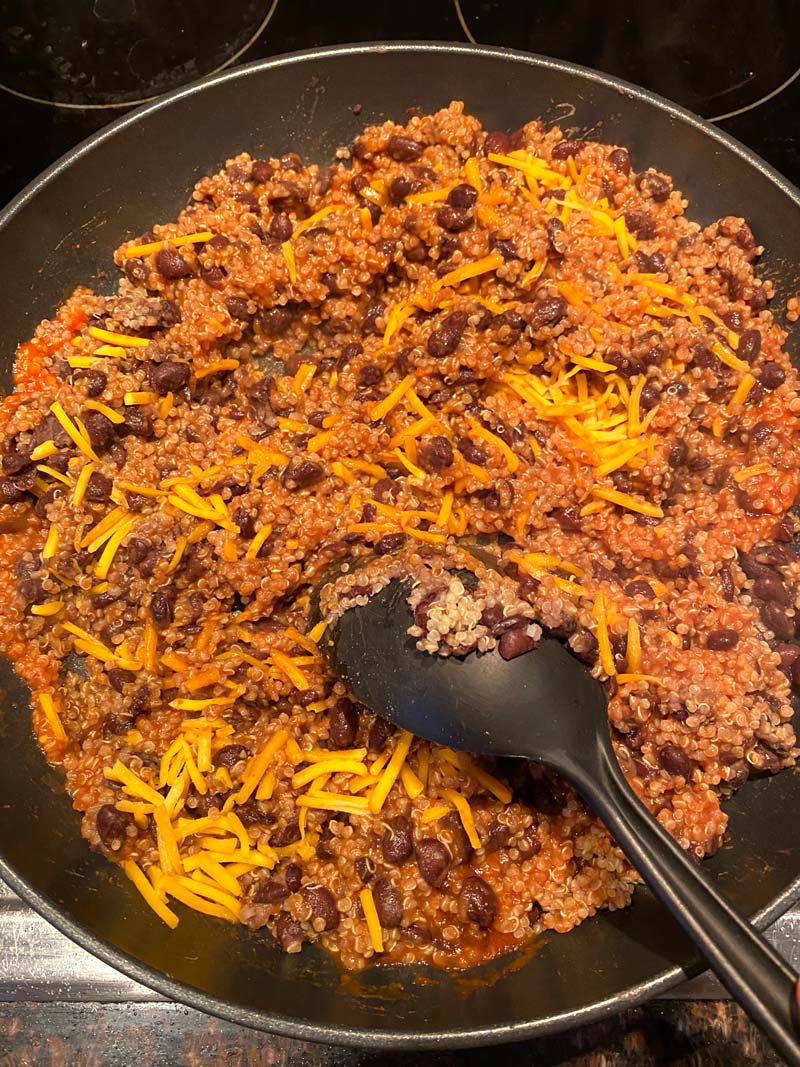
(0, 39, 799, 1050)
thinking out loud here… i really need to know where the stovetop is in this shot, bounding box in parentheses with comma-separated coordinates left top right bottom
(3, 0, 800, 207)
(1, 0, 799, 1009)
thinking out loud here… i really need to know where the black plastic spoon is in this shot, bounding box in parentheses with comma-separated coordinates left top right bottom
(320, 579, 800, 1065)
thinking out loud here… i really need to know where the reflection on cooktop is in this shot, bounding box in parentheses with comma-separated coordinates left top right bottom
(1, 0, 277, 108)
(456, 0, 800, 121)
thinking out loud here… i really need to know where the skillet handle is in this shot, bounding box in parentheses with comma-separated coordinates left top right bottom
(563, 742, 800, 1066)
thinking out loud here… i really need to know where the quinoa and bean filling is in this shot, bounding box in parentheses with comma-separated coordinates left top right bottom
(0, 102, 799, 971)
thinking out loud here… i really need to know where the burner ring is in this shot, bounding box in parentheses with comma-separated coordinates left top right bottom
(455, 0, 800, 122)
(0, 0, 279, 110)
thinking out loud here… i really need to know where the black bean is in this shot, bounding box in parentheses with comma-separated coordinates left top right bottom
(126, 541, 155, 572)
(389, 175, 422, 203)
(759, 362, 785, 390)
(545, 217, 566, 254)
(148, 360, 189, 396)
(608, 147, 631, 175)
(667, 439, 688, 469)
(747, 285, 768, 311)
(706, 628, 739, 651)
(83, 411, 116, 450)
(722, 310, 743, 332)
(639, 381, 661, 410)
(427, 310, 468, 358)
(551, 138, 584, 159)
(200, 265, 226, 289)
(483, 130, 511, 156)
(489, 242, 520, 269)
(284, 863, 302, 893)
(304, 885, 339, 930)
(267, 179, 308, 204)
(33, 486, 61, 518)
(719, 565, 735, 602)
(451, 436, 486, 469)
(738, 553, 777, 583)
(329, 698, 360, 748)
(386, 135, 424, 162)
(624, 211, 657, 240)
(368, 876, 402, 928)
(736, 329, 761, 364)
(265, 212, 291, 242)
(753, 575, 791, 607)
(382, 815, 414, 865)
(85, 471, 113, 503)
(458, 876, 497, 929)
(418, 435, 454, 472)
(96, 805, 132, 851)
(498, 626, 537, 660)
(84, 370, 108, 397)
(548, 506, 580, 533)
(225, 797, 266, 828)
(16, 576, 43, 602)
(623, 579, 654, 600)
(123, 409, 154, 440)
(415, 838, 450, 887)
(354, 856, 375, 884)
(1, 439, 30, 476)
(252, 876, 290, 904)
(103, 667, 133, 694)
(281, 458, 324, 489)
(436, 204, 472, 232)
(637, 170, 672, 203)
(118, 674, 149, 708)
(658, 743, 692, 778)
(248, 159, 272, 184)
(374, 531, 407, 555)
(438, 234, 461, 261)
(530, 294, 567, 329)
(155, 247, 193, 280)
(368, 715, 396, 753)
(157, 298, 181, 327)
(635, 251, 667, 274)
(124, 259, 149, 285)
(0, 475, 30, 505)
(773, 642, 800, 676)
(275, 912, 305, 952)
(183, 789, 230, 819)
(270, 816, 302, 848)
(225, 296, 250, 321)
(234, 190, 260, 213)
(357, 364, 383, 388)
(484, 819, 513, 853)
(442, 184, 477, 212)
(259, 306, 295, 337)
(215, 744, 249, 769)
(373, 477, 400, 504)
(361, 301, 385, 336)
(441, 810, 474, 866)
(759, 601, 795, 640)
(753, 544, 796, 567)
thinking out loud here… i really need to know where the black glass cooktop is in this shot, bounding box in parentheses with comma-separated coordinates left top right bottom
(2, 0, 799, 206)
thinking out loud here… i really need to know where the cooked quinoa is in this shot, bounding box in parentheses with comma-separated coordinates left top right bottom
(1, 102, 799, 972)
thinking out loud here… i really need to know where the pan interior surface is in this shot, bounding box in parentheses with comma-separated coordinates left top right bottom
(0, 43, 798, 1048)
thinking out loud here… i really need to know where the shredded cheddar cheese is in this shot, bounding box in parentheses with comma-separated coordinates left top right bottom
(124, 231, 213, 259)
(360, 887, 384, 952)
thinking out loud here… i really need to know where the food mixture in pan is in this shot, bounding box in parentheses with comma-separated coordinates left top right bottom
(1, 102, 799, 971)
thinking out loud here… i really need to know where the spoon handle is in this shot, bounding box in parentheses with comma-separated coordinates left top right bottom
(563, 742, 800, 1065)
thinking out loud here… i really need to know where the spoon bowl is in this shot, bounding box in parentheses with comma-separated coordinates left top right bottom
(322, 578, 607, 762)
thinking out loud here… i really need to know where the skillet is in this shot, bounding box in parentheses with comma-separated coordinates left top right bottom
(0, 41, 798, 1049)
